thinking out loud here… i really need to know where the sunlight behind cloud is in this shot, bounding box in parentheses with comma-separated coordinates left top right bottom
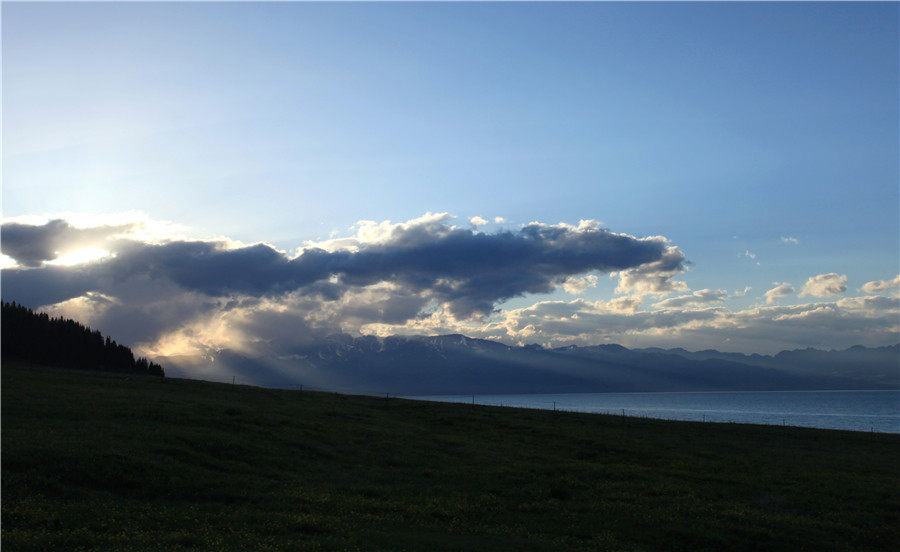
(45, 247, 111, 266)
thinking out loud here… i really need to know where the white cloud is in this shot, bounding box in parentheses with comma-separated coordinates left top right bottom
(469, 216, 489, 226)
(494, 217, 505, 224)
(613, 245, 688, 296)
(780, 236, 799, 245)
(799, 273, 847, 298)
(743, 250, 756, 259)
(764, 282, 794, 304)
(302, 212, 455, 253)
(861, 275, 900, 294)
(653, 289, 727, 309)
(561, 274, 598, 294)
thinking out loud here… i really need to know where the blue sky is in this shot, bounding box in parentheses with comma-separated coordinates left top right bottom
(2, 2, 898, 360)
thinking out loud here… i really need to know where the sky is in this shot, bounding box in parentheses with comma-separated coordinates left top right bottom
(2, 2, 898, 378)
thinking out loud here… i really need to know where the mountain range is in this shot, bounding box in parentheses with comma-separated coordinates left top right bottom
(165, 334, 899, 395)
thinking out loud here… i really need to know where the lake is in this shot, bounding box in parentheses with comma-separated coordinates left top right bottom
(409, 389, 900, 433)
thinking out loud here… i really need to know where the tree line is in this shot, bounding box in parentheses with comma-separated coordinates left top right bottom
(2, 302, 164, 377)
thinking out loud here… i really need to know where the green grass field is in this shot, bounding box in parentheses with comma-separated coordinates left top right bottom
(3, 363, 898, 551)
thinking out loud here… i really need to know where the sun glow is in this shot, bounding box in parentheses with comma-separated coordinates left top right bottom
(0, 255, 18, 269)
(45, 247, 111, 266)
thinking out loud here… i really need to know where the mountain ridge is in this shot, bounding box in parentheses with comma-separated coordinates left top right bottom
(163, 333, 899, 395)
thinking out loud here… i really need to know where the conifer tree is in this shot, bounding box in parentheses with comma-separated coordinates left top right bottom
(1, 302, 165, 377)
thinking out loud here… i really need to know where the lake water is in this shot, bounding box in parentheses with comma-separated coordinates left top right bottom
(409, 390, 900, 433)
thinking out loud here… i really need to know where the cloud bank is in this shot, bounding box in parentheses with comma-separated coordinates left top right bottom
(3, 214, 685, 320)
(475, 294, 899, 353)
(3, 212, 897, 383)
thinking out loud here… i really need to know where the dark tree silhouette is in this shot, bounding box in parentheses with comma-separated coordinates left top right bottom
(1, 302, 164, 377)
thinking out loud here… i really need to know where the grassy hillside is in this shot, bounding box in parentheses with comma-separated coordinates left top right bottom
(3, 363, 898, 551)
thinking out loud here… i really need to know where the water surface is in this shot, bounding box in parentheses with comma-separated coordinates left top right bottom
(409, 390, 900, 433)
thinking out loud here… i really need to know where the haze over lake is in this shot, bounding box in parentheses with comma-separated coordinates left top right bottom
(411, 390, 900, 433)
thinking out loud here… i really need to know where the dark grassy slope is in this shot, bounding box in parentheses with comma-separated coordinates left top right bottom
(3, 364, 898, 552)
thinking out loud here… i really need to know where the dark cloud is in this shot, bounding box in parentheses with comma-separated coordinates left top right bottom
(2, 220, 682, 318)
(2, 265, 102, 307)
(1, 219, 134, 267)
(300, 222, 677, 316)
